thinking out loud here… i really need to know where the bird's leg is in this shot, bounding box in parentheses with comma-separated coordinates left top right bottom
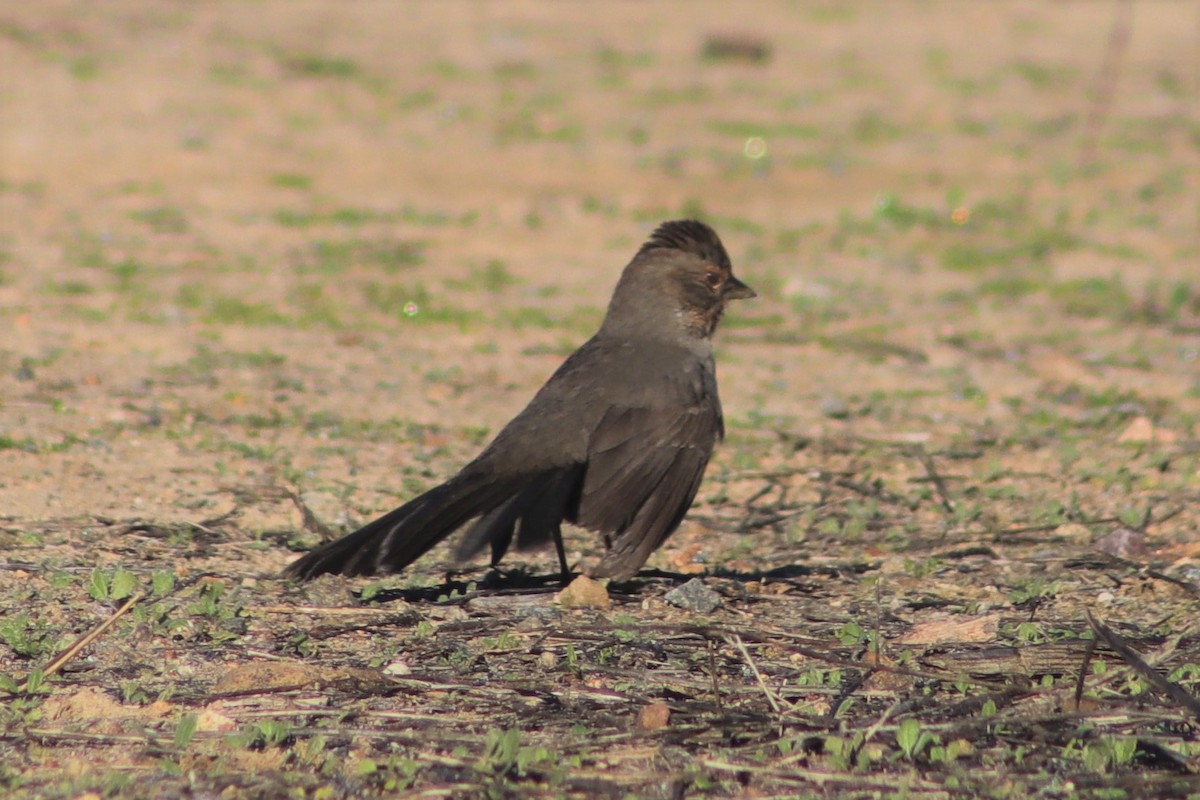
(552, 526, 571, 584)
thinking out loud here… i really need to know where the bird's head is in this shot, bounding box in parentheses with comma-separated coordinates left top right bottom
(605, 219, 756, 340)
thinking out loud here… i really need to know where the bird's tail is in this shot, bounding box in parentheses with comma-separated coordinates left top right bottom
(284, 468, 527, 580)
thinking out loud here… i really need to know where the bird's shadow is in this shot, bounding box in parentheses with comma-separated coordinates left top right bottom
(359, 562, 874, 605)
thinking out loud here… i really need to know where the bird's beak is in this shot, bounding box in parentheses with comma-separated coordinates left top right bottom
(723, 275, 756, 300)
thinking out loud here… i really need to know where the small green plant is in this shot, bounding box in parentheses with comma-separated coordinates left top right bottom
(20, 668, 47, 694)
(478, 728, 557, 790)
(795, 667, 843, 687)
(822, 732, 876, 770)
(174, 713, 199, 748)
(1050, 276, 1132, 319)
(130, 206, 188, 233)
(270, 173, 312, 190)
(0, 614, 53, 658)
(482, 633, 522, 652)
(88, 567, 139, 602)
(283, 53, 360, 79)
(120, 680, 151, 705)
(178, 285, 291, 326)
(1081, 736, 1138, 773)
(1008, 577, 1062, 607)
(299, 238, 424, 275)
(230, 720, 293, 750)
(151, 571, 176, 597)
(903, 556, 946, 578)
(360, 755, 424, 792)
(186, 580, 241, 621)
(895, 718, 938, 761)
(837, 621, 867, 647)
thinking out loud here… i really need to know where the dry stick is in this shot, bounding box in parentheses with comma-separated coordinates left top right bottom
(830, 475, 913, 509)
(913, 446, 954, 513)
(737, 479, 794, 532)
(871, 577, 884, 671)
(657, 623, 992, 687)
(20, 592, 144, 692)
(1145, 568, 1200, 599)
(724, 634, 784, 714)
(1074, 636, 1098, 710)
(743, 481, 778, 508)
(1085, 610, 1200, 719)
(257, 604, 416, 616)
(707, 638, 723, 710)
(1078, 0, 1134, 167)
(287, 486, 338, 539)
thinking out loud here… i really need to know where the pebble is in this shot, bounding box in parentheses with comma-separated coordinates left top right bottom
(664, 578, 722, 614)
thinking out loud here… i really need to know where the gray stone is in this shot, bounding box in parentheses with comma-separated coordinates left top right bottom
(664, 578, 722, 614)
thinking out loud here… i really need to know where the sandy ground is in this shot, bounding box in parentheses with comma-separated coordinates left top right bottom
(2, 0, 1195, 533)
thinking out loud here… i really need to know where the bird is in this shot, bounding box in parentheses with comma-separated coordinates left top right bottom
(285, 219, 755, 583)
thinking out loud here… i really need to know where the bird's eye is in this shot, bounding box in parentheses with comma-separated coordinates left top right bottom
(704, 270, 722, 289)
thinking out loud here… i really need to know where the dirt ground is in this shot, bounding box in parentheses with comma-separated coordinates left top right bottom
(2, 1, 1199, 797)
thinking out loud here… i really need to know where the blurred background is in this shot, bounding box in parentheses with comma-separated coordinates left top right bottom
(0, 1, 1196, 522)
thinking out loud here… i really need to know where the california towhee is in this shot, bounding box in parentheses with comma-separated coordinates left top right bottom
(285, 219, 755, 582)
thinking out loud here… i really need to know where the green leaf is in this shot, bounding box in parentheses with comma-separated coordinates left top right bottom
(88, 568, 110, 602)
(174, 713, 198, 748)
(1083, 739, 1112, 773)
(896, 718, 921, 758)
(1111, 736, 1138, 765)
(151, 571, 176, 596)
(110, 568, 139, 601)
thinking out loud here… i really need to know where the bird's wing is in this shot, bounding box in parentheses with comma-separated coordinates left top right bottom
(576, 390, 722, 580)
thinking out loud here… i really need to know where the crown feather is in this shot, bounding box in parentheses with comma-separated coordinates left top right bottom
(638, 219, 732, 270)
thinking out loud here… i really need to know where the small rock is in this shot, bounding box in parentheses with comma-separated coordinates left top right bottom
(1094, 527, 1147, 559)
(664, 578, 722, 614)
(427, 604, 469, 622)
(820, 393, 851, 419)
(636, 701, 671, 731)
(383, 659, 411, 676)
(555, 575, 610, 609)
(513, 605, 563, 630)
(196, 705, 238, 733)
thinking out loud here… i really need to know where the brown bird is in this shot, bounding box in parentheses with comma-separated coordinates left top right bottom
(285, 219, 754, 582)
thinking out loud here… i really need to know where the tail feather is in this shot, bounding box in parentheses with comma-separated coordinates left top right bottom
(452, 464, 585, 568)
(454, 495, 522, 566)
(284, 468, 528, 580)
